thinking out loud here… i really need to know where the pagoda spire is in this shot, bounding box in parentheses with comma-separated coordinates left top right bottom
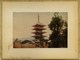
(38, 13, 40, 23)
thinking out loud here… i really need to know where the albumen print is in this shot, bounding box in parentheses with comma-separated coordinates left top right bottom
(13, 12, 68, 48)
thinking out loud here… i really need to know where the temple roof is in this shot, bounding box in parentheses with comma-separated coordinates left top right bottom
(32, 24, 46, 27)
(32, 28, 46, 30)
(32, 31, 46, 34)
(32, 35, 46, 37)
(32, 35, 46, 39)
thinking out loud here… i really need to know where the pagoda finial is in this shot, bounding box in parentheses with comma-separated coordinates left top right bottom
(38, 13, 40, 23)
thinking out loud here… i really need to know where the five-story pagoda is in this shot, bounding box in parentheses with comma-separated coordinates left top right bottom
(32, 14, 47, 48)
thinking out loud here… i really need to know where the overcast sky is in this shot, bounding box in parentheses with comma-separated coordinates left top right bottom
(13, 12, 67, 39)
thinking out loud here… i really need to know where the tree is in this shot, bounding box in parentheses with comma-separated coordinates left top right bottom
(48, 12, 67, 48)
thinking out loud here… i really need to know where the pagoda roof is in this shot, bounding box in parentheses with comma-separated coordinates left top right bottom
(32, 35, 46, 37)
(32, 28, 46, 30)
(32, 24, 46, 27)
(32, 31, 46, 34)
(32, 35, 46, 38)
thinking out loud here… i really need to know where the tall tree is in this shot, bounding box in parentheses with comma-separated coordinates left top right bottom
(48, 12, 67, 48)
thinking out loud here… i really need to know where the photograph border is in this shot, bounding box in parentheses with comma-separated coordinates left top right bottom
(0, 0, 79, 60)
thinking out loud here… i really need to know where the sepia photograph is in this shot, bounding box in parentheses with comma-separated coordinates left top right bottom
(2, 1, 78, 59)
(13, 12, 68, 48)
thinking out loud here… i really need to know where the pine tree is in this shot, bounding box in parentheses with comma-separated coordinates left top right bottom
(48, 12, 67, 48)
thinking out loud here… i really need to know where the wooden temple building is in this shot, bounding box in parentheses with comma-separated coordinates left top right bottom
(32, 14, 48, 48)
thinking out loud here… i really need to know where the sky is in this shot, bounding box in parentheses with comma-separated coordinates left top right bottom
(13, 12, 68, 39)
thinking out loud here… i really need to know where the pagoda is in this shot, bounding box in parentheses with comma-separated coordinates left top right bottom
(32, 14, 47, 48)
